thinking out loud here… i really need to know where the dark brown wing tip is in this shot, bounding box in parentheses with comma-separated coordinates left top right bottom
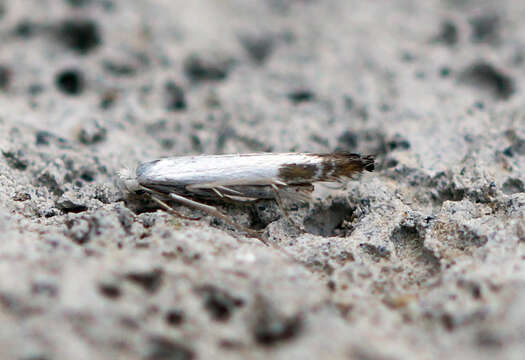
(362, 155, 375, 172)
(331, 152, 375, 172)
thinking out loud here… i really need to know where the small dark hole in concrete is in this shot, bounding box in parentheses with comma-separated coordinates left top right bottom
(165, 309, 185, 326)
(56, 69, 84, 95)
(98, 283, 121, 299)
(304, 201, 356, 237)
(196, 285, 244, 322)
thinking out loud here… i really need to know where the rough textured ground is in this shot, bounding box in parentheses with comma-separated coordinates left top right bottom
(0, 0, 524, 359)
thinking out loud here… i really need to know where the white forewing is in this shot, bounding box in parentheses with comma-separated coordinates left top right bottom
(136, 153, 322, 187)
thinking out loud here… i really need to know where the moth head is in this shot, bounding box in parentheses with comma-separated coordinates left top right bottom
(117, 166, 141, 193)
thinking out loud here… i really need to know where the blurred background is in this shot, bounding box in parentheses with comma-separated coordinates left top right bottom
(2, 0, 522, 170)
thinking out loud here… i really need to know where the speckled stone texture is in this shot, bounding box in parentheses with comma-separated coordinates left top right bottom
(0, 0, 524, 359)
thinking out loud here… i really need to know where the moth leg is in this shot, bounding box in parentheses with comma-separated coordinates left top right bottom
(216, 186, 243, 195)
(166, 192, 266, 243)
(210, 187, 251, 201)
(149, 194, 201, 221)
(271, 184, 305, 232)
(212, 187, 224, 198)
(210, 186, 244, 198)
(188, 183, 244, 196)
(138, 186, 266, 243)
(189, 184, 258, 202)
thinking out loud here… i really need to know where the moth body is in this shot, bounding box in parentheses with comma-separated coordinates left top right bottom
(132, 152, 373, 196)
(119, 152, 374, 238)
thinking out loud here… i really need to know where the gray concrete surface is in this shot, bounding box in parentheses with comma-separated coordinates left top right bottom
(0, 0, 524, 359)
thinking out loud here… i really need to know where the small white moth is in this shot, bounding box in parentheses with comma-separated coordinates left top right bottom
(119, 152, 374, 239)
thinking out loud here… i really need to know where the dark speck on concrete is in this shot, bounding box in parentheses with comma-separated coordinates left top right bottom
(164, 81, 186, 111)
(434, 21, 458, 46)
(56, 19, 101, 54)
(239, 33, 274, 64)
(13, 19, 38, 38)
(288, 89, 315, 104)
(0, 65, 11, 90)
(470, 14, 500, 45)
(146, 336, 195, 360)
(197, 285, 244, 321)
(459, 62, 514, 100)
(184, 53, 234, 82)
(125, 269, 163, 293)
(2, 150, 29, 170)
(252, 296, 303, 346)
(55, 69, 85, 95)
